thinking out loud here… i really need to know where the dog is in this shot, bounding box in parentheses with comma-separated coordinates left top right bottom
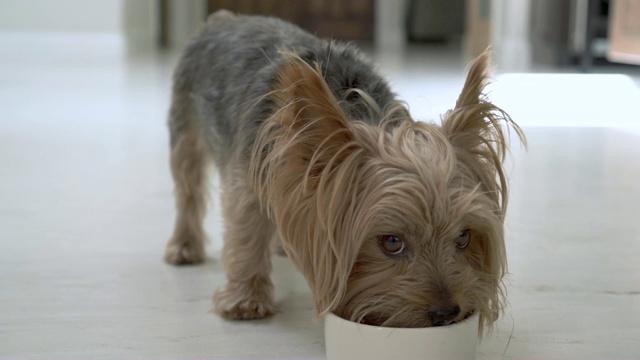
(164, 10, 525, 330)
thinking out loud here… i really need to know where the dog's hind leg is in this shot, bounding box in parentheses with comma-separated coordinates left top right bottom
(164, 94, 210, 265)
(212, 165, 276, 319)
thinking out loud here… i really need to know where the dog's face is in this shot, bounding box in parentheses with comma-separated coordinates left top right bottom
(333, 120, 507, 329)
(251, 51, 524, 329)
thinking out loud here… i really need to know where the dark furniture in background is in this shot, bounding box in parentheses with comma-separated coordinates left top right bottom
(207, 0, 375, 41)
(530, 0, 620, 71)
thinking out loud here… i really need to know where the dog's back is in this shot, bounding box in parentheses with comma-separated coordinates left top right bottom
(165, 11, 525, 328)
(171, 10, 397, 168)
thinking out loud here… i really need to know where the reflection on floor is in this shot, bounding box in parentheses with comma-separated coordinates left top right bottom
(1, 34, 639, 359)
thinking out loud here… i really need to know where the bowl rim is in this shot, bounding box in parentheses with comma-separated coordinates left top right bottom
(324, 311, 479, 332)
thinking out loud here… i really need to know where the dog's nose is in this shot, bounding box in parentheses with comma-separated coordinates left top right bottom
(428, 304, 461, 326)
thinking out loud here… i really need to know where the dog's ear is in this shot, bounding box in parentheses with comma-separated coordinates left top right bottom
(250, 52, 366, 317)
(441, 50, 525, 214)
(441, 50, 525, 328)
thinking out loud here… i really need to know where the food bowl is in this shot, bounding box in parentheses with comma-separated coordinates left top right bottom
(324, 312, 479, 360)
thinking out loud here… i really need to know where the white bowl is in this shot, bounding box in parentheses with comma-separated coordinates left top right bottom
(324, 312, 479, 360)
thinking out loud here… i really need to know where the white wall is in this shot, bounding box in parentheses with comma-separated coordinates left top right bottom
(490, 0, 532, 71)
(121, 0, 207, 51)
(0, 0, 122, 34)
(375, 0, 407, 49)
(122, 0, 158, 49)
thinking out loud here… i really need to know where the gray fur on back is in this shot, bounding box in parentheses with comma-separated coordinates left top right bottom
(171, 11, 397, 169)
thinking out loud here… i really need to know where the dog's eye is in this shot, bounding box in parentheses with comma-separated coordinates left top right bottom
(378, 235, 406, 255)
(456, 230, 471, 250)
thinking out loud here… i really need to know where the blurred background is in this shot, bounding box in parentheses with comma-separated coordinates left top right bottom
(2, 0, 638, 121)
(1, 1, 640, 359)
(2, 0, 639, 71)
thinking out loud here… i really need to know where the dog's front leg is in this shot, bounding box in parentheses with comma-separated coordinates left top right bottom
(212, 167, 276, 319)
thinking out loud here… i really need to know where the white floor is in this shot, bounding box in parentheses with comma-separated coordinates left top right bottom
(1, 34, 640, 359)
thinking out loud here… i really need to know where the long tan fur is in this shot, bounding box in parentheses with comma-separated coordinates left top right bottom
(248, 50, 525, 330)
(166, 15, 525, 335)
(250, 53, 367, 315)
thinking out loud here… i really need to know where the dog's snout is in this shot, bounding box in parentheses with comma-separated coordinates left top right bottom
(428, 304, 461, 326)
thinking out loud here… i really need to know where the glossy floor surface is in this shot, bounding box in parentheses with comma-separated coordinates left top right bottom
(1, 34, 640, 359)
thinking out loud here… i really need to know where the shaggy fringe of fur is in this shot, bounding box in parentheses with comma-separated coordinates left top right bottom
(250, 52, 367, 315)
(250, 50, 525, 333)
(440, 51, 527, 330)
(164, 11, 526, 336)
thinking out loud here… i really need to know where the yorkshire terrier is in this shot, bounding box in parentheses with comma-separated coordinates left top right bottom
(164, 10, 525, 330)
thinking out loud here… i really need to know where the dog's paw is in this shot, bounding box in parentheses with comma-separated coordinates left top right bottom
(215, 297, 276, 320)
(164, 241, 206, 265)
(213, 281, 275, 320)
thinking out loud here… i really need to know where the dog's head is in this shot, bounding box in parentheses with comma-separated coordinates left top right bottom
(251, 51, 525, 330)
